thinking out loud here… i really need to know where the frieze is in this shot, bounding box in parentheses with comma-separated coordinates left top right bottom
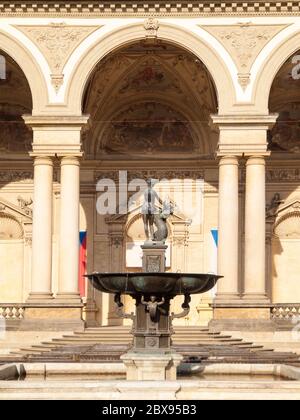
(95, 169, 205, 182)
(1, 2, 300, 17)
(266, 169, 300, 182)
(0, 171, 33, 183)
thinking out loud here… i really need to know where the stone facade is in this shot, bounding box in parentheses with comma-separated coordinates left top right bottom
(1, 1, 300, 332)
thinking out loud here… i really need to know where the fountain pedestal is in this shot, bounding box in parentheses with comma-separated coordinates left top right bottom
(114, 263, 196, 379)
(141, 242, 167, 272)
(87, 270, 221, 381)
(121, 352, 182, 381)
(115, 291, 185, 380)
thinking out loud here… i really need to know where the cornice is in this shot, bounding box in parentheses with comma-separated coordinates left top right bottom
(0, 1, 300, 17)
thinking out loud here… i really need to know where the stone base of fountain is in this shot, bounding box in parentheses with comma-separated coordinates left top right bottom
(141, 242, 167, 272)
(87, 265, 221, 382)
(121, 351, 183, 381)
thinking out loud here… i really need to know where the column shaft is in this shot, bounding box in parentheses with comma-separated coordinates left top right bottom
(28, 156, 53, 301)
(57, 156, 81, 302)
(216, 155, 240, 301)
(244, 156, 268, 301)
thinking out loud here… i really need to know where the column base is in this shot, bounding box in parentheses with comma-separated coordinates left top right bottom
(26, 292, 54, 304)
(213, 293, 242, 304)
(55, 292, 82, 304)
(19, 302, 84, 331)
(210, 302, 274, 332)
(242, 293, 270, 303)
(209, 319, 276, 332)
(121, 351, 183, 381)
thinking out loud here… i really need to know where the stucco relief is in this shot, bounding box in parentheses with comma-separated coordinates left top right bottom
(95, 169, 205, 182)
(0, 213, 23, 240)
(202, 24, 287, 88)
(0, 197, 32, 240)
(266, 169, 300, 182)
(16, 23, 99, 92)
(274, 201, 300, 239)
(144, 18, 159, 38)
(0, 172, 33, 183)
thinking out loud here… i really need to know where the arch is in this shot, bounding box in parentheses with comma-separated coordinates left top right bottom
(274, 211, 300, 239)
(66, 22, 235, 115)
(0, 213, 23, 240)
(88, 97, 211, 156)
(254, 30, 300, 114)
(0, 30, 48, 112)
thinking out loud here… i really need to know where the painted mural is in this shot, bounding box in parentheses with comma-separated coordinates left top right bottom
(269, 50, 300, 152)
(83, 43, 218, 157)
(101, 102, 195, 155)
(0, 104, 32, 152)
(269, 103, 300, 152)
(0, 52, 32, 153)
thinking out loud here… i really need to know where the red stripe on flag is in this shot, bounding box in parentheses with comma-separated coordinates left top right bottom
(79, 231, 87, 298)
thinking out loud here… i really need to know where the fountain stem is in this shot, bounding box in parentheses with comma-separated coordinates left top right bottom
(120, 241, 185, 380)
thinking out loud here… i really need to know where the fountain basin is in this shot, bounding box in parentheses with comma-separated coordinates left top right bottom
(86, 272, 222, 296)
(86, 272, 222, 381)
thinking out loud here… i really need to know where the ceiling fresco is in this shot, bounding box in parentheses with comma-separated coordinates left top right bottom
(83, 42, 218, 159)
(269, 51, 300, 153)
(0, 51, 32, 154)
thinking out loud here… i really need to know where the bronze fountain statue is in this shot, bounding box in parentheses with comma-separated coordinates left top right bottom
(87, 178, 222, 380)
(142, 178, 173, 243)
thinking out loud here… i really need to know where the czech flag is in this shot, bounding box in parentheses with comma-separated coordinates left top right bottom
(210, 229, 218, 297)
(79, 231, 87, 297)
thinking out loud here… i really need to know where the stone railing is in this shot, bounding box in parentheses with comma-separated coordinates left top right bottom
(271, 304, 300, 320)
(0, 305, 25, 320)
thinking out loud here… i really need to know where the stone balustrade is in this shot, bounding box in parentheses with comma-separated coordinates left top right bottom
(0, 305, 25, 320)
(271, 304, 300, 320)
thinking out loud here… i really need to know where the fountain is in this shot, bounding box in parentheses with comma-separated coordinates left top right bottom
(87, 180, 222, 380)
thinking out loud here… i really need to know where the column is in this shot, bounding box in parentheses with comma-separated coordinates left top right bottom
(243, 156, 268, 301)
(56, 156, 81, 302)
(27, 156, 53, 302)
(215, 155, 240, 301)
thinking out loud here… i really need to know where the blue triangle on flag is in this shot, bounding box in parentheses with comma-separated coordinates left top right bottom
(211, 229, 218, 247)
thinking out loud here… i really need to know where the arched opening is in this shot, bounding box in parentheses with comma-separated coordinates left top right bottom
(0, 50, 33, 304)
(0, 51, 32, 156)
(82, 41, 218, 159)
(268, 50, 300, 153)
(80, 40, 219, 326)
(267, 52, 300, 305)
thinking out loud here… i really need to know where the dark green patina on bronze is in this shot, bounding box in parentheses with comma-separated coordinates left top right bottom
(87, 272, 222, 352)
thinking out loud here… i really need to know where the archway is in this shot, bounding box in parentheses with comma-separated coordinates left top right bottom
(0, 50, 34, 305)
(267, 49, 300, 305)
(80, 39, 219, 326)
(0, 30, 48, 112)
(66, 22, 234, 115)
(254, 31, 300, 114)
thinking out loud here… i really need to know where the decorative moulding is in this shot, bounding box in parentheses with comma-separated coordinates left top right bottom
(202, 24, 288, 89)
(1, 2, 300, 17)
(15, 23, 100, 92)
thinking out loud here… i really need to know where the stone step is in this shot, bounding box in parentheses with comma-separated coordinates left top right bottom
(38, 339, 243, 347)
(1, 380, 300, 400)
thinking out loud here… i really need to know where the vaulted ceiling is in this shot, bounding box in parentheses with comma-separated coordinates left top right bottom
(83, 41, 218, 160)
(0, 51, 32, 154)
(269, 51, 300, 153)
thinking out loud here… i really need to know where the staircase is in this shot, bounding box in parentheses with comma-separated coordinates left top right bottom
(1, 326, 300, 366)
(6, 326, 265, 356)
